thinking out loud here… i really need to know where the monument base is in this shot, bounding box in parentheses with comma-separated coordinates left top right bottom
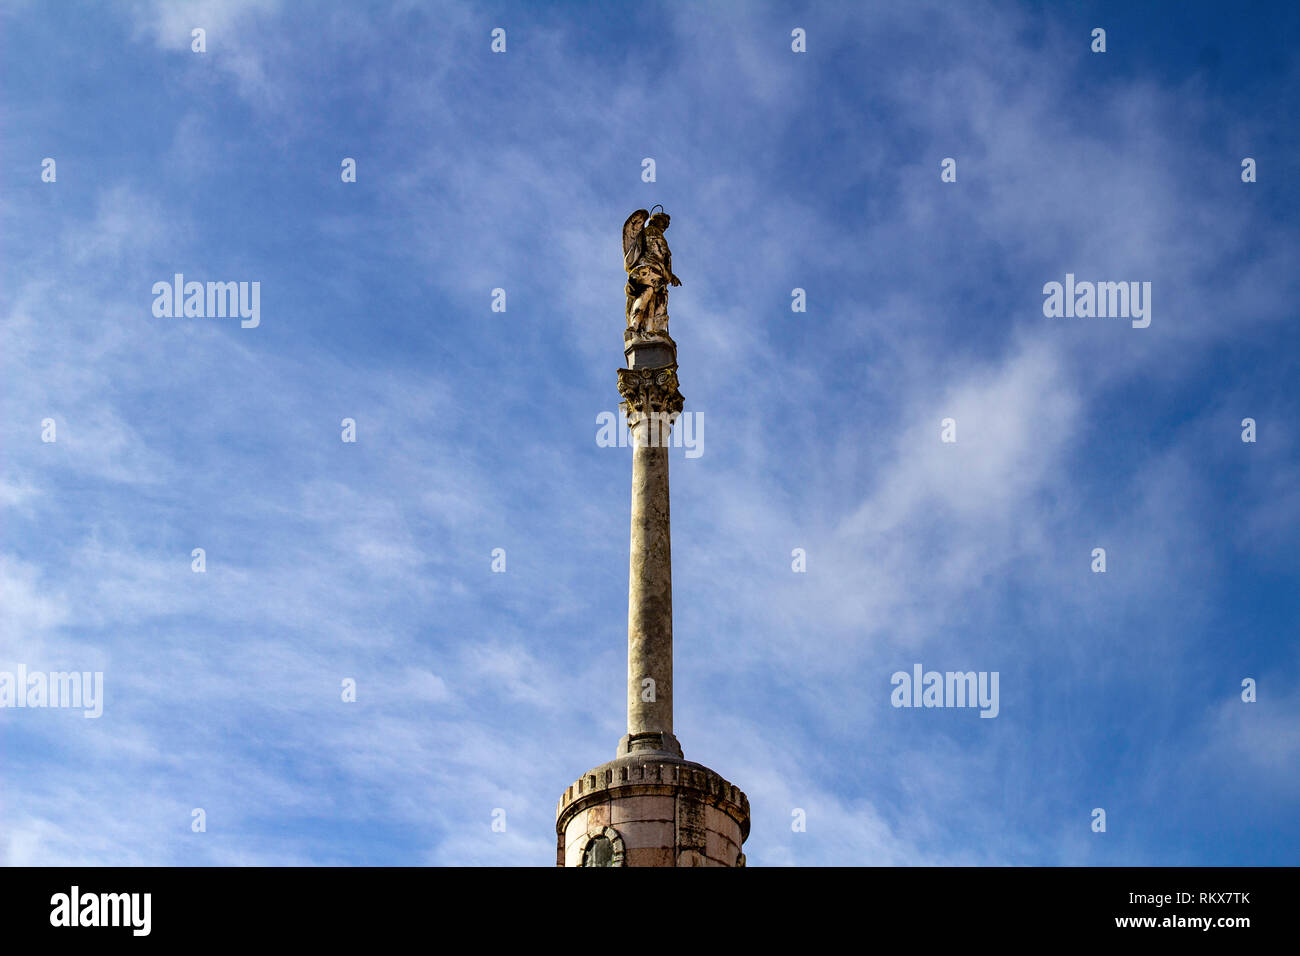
(616, 731, 683, 758)
(556, 753, 749, 867)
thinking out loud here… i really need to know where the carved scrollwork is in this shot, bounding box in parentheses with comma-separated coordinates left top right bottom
(617, 365, 684, 422)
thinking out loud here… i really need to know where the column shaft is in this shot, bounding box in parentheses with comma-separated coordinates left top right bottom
(617, 345, 684, 758)
(627, 421, 673, 738)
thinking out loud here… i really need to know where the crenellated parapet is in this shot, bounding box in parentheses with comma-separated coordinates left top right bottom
(556, 753, 750, 867)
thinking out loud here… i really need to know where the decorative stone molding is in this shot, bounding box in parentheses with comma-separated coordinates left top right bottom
(558, 754, 749, 829)
(559, 757, 748, 817)
(617, 730, 683, 758)
(576, 826, 626, 867)
(556, 754, 750, 867)
(617, 365, 684, 426)
(623, 329, 677, 369)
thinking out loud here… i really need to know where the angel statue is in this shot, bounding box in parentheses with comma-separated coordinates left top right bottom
(622, 206, 681, 334)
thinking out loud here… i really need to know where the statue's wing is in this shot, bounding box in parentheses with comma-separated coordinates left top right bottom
(622, 210, 649, 271)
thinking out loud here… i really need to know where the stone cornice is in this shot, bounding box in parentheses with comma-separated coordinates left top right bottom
(557, 754, 750, 841)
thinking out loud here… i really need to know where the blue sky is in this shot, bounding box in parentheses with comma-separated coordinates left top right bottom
(1, 0, 1297, 866)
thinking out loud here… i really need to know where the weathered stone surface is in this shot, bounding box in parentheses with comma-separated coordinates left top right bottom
(624, 329, 676, 370)
(706, 827, 739, 865)
(563, 812, 590, 867)
(677, 849, 711, 867)
(556, 752, 749, 867)
(624, 847, 674, 868)
(615, 819, 674, 847)
(705, 804, 742, 846)
(626, 435, 674, 740)
(609, 795, 675, 824)
(619, 334, 682, 753)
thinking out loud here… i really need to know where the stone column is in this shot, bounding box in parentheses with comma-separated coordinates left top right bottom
(553, 316, 751, 867)
(616, 330, 684, 759)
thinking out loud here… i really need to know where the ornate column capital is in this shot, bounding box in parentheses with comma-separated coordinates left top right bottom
(617, 365, 684, 428)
